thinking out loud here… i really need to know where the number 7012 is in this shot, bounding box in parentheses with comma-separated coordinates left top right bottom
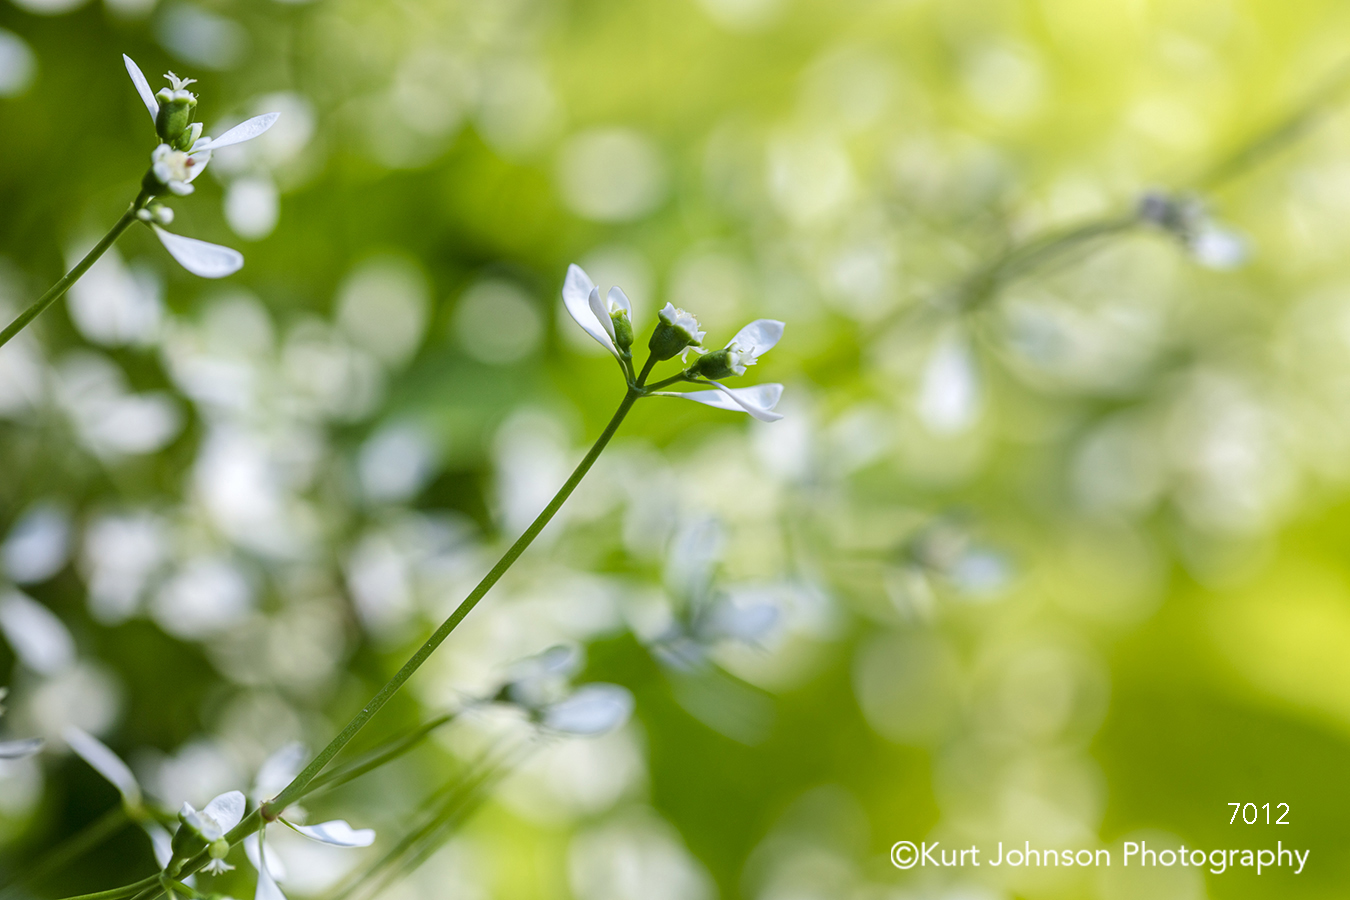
(1230, 803, 1289, 824)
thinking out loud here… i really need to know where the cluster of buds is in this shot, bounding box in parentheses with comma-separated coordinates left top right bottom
(563, 264, 787, 422)
(123, 55, 280, 278)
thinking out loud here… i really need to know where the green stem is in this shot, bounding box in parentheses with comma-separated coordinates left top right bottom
(300, 712, 455, 798)
(260, 382, 644, 819)
(0, 191, 150, 350)
(51, 874, 160, 900)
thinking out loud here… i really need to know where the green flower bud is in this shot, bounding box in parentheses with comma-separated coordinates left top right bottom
(154, 73, 198, 145)
(685, 349, 737, 380)
(649, 302, 706, 362)
(611, 309, 634, 357)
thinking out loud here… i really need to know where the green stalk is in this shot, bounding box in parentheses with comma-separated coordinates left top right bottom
(260, 370, 651, 819)
(51, 874, 160, 900)
(300, 712, 456, 798)
(0, 191, 150, 350)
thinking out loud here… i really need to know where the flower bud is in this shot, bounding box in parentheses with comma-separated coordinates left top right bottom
(611, 309, 634, 357)
(649, 303, 705, 361)
(170, 804, 208, 860)
(156, 91, 197, 145)
(685, 349, 737, 380)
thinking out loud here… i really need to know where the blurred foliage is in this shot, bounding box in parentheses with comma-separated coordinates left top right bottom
(3, 0, 1350, 898)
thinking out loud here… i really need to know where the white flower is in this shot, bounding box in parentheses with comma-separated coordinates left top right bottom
(668, 382, 785, 423)
(151, 144, 211, 196)
(181, 790, 245, 842)
(561, 264, 632, 361)
(658, 302, 706, 348)
(243, 746, 376, 900)
(124, 54, 279, 156)
(65, 726, 174, 867)
(123, 54, 278, 280)
(716, 318, 784, 375)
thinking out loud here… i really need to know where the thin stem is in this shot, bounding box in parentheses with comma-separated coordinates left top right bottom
(0, 191, 150, 350)
(260, 385, 643, 819)
(50, 874, 160, 900)
(301, 712, 456, 798)
(645, 372, 691, 391)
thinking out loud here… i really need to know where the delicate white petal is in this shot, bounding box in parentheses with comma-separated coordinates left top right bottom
(561, 265, 617, 356)
(64, 726, 142, 805)
(0, 737, 43, 759)
(152, 226, 244, 279)
(0, 590, 76, 674)
(251, 839, 288, 900)
(185, 150, 212, 183)
(728, 319, 784, 356)
(672, 383, 785, 423)
(123, 55, 159, 123)
(253, 742, 307, 800)
(542, 683, 634, 735)
(244, 833, 287, 881)
(917, 330, 979, 434)
(703, 600, 779, 643)
(147, 823, 174, 869)
(203, 790, 246, 833)
(198, 113, 281, 150)
(283, 818, 376, 847)
(588, 287, 616, 341)
(1190, 227, 1248, 270)
(607, 285, 631, 315)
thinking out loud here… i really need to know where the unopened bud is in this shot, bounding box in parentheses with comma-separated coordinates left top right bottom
(649, 303, 705, 361)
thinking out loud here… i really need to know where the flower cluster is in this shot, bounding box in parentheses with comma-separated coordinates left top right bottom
(490, 644, 635, 736)
(124, 55, 280, 279)
(66, 727, 374, 896)
(562, 264, 787, 422)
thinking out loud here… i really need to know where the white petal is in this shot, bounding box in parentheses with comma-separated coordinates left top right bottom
(607, 285, 631, 315)
(542, 684, 634, 735)
(0, 590, 75, 674)
(147, 823, 174, 869)
(253, 742, 307, 800)
(185, 149, 212, 183)
(244, 833, 287, 880)
(152, 226, 244, 279)
(1190, 227, 1248, 270)
(917, 330, 979, 434)
(588, 287, 616, 341)
(123, 55, 159, 123)
(728, 319, 784, 356)
(0, 737, 43, 759)
(204, 790, 246, 833)
(64, 726, 142, 806)
(703, 600, 779, 643)
(561, 265, 617, 356)
(198, 113, 281, 150)
(672, 383, 785, 423)
(249, 838, 289, 900)
(284, 818, 376, 847)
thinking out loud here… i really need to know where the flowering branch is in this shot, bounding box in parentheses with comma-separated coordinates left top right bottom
(0, 55, 278, 352)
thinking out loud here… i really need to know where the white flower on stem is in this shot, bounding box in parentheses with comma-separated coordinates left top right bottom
(180, 790, 245, 874)
(658, 303, 705, 350)
(124, 54, 278, 280)
(65, 726, 174, 867)
(668, 382, 785, 423)
(562, 264, 633, 361)
(718, 319, 783, 375)
(150, 143, 211, 196)
(244, 745, 375, 900)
